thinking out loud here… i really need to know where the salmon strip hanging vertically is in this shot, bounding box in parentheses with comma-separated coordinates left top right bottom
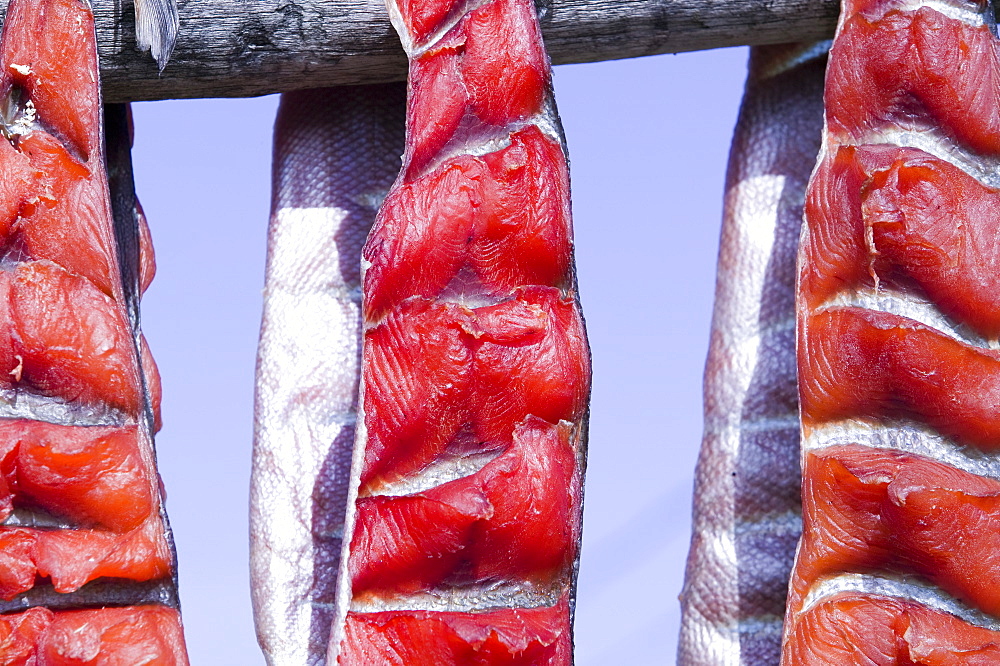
(0, 0, 187, 660)
(783, 0, 1000, 660)
(678, 43, 826, 666)
(251, 84, 406, 665)
(324, 0, 591, 659)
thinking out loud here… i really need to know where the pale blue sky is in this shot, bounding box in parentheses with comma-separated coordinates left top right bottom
(131, 45, 750, 664)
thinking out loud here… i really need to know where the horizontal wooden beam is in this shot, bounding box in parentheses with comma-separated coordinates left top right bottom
(38, 0, 838, 102)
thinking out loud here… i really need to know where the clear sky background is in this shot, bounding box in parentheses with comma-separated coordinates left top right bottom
(130, 45, 750, 664)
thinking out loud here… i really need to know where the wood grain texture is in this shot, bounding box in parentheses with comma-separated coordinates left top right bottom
(66, 0, 837, 102)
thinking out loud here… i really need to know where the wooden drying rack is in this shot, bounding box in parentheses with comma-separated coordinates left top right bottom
(28, 0, 837, 101)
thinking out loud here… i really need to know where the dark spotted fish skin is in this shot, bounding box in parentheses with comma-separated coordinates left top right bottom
(678, 43, 827, 665)
(250, 85, 406, 666)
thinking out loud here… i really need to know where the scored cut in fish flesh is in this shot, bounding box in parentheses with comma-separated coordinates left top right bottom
(678, 43, 827, 665)
(784, 592, 1000, 663)
(0, 0, 187, 660)
(250, 84, 405, 665)
(783, 0, 1000, 660)
(325, 0, 591, 659)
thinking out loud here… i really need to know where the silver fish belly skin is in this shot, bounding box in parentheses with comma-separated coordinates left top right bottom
(250, 85, 405, 666)
(678, 44, 826, 666)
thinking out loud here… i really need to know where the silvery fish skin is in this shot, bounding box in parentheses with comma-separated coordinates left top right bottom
(678, 43, 827, 665)
(133, 0, 178, 69)
(249, 85, 405, 666)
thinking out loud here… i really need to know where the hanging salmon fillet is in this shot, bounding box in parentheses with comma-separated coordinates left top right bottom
(678, 43, 826, 666)
(0, 0, 187, 660)
(250, 84, 405, 665)
(783, 0, 1000, 660)
(324, 0, 590, 659)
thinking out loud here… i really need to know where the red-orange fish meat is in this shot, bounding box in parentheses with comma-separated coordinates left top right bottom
(782, 0, 1000, 660)
(0, 0, 187, 660)
(323, 0, 590, 660)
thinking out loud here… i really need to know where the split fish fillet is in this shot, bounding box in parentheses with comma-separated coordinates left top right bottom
(783, 0, 1000, 660)
(325, 0, 591, 659)
(0, 0, 187, 660)
(678, 43, 826, 665)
